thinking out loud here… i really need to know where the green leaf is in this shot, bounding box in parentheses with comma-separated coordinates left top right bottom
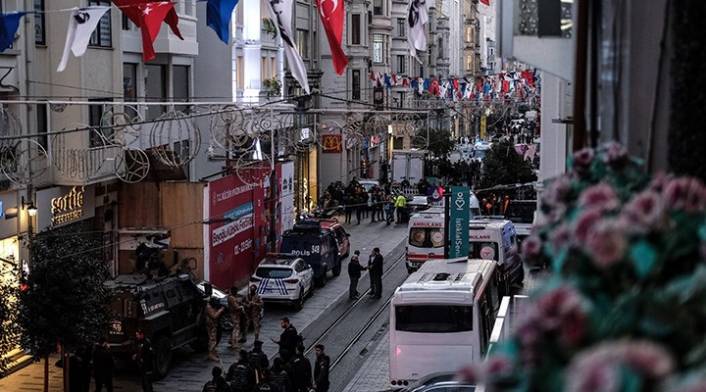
(630, 240, 657, 278)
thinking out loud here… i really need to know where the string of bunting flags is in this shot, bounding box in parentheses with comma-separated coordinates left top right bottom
(0, 0, 348, 93)
(367, 69, 540, 102)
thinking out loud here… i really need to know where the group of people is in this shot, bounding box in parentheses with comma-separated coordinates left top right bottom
(320, 179, 406, 226)
(202, 318, 330, 392)
(205, 284, 265, 363)
(347, 247, 384, 300)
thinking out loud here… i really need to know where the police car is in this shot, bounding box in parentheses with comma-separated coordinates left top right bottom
(249, 254, 314, 309)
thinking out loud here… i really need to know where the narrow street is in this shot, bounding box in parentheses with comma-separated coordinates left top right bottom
(0, 219, 408, 392)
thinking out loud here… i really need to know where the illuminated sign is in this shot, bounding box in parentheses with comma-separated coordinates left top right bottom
(50, 186, 85, 226)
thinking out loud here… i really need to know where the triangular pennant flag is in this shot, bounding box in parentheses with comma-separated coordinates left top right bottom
(206, 0, 239, 44)
(316, 0, 348, 74)
(407, 0, 430, 60)
(266, 0, 310, 94)
(113, 0, 183, 62)
(0, 12, 26, 52)
(57, 6, 112, 72)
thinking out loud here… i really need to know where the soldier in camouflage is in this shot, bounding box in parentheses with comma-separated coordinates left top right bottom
(206, 297, 225, 362)
(227, 287, 245, 349)
(246, 284, 264, 341)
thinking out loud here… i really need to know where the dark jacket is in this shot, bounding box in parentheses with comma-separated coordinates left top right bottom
(249, 349, 269, 373)
(290, 354, 312, 392)
(269, 369, 291, 392)
(314, 355, 330, 389)
(227, 360, 255, 391)
(279, 325, 299, 354)
(370, 254, 383, 275)
(135, 338, 153, 372)
(347, 257, 364, 279)
(92, 344, 114, 378)
(202, 376, 229, 392)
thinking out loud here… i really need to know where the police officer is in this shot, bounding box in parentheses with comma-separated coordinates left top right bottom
(132, 330, 154, 392)
(227, 350, 255, 392)
(227, 287, 245, 349)
(348, 251, 365, 300)
(206, 297, 225, 362)
(369, 248, 384, 299)
(249, 340, 270, 385)
(313, 345, 330, 392)
(290, 345, 312, 392)
(272, 318, 298, 362)
(246, 284, 264, 341)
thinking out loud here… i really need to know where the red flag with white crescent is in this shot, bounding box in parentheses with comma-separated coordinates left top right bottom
(316, 0, 348, 74)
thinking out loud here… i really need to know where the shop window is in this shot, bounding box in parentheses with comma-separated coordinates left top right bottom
(89, 0, 112, 48)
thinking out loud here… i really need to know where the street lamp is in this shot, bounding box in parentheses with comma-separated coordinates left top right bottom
(26, 204, 37, 217)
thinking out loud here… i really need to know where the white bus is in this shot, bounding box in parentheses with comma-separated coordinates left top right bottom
(389, 258, 501, 387)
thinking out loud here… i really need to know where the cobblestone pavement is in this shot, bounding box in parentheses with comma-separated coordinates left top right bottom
(343, 332, 391, 392)
(0, 217, 408, 392)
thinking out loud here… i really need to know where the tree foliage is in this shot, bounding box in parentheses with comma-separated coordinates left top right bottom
(19, 227, 112, 357)
(0, 260, 21, 375)
(478, 139, 537, 189)
(413, 128, 455, 158)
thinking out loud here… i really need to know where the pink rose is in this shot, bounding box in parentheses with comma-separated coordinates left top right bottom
(542, 175, 572, 208)
(521, 235, 542, 258)
(572, 148, 595, 172)
(585, 220, 627, 268)
(567, 341, 674, 392)
(663, 177, 706, 213)
(579, 183, 620, 211)
(573, 208, 604, 244)
(549, 223, 572, 253)
(602, 142, 628, 167)
(621, 190, 665, 231)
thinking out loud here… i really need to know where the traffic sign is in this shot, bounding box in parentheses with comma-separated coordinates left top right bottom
(447, 186, 470, 259)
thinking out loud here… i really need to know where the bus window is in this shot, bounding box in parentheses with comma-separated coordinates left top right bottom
(395, 305, 473, 333)
(469, 242, 499, 261)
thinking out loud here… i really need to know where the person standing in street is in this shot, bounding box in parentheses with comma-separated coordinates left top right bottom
(227, 287, 245, 349)
(269, 358, 292, 392)
(313, 345, 330, 392)
(272, 318, 299, 362)
(370, 248, 384, 299)
(290, 345, 312, 392)
(246, 284, 264, 342)
(132, 330, 153, 392)
(92, 337, 114, 392)
(249, 340, 270, 385)
(227, 350, 255, 392)
(206, 297, 225, 362)
(394, 194, 407, 224)
(383, 195, 394, 225)
(347, 250, 365, 300)
(202, 366, 229, 392)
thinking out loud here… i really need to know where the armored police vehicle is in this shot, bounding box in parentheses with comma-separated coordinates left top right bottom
(105, 273, 212, 378)
(280, 220, 341, 286)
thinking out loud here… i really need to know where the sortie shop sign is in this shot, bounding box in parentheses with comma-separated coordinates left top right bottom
(51, 186, 85, 226)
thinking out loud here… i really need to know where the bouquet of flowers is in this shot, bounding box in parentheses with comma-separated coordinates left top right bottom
(463, 143, 706, 391)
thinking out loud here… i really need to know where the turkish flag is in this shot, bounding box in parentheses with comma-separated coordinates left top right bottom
(480, 0, 490, 5)
(316, 0, 348, 74)
(112, 0, 183, 61)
